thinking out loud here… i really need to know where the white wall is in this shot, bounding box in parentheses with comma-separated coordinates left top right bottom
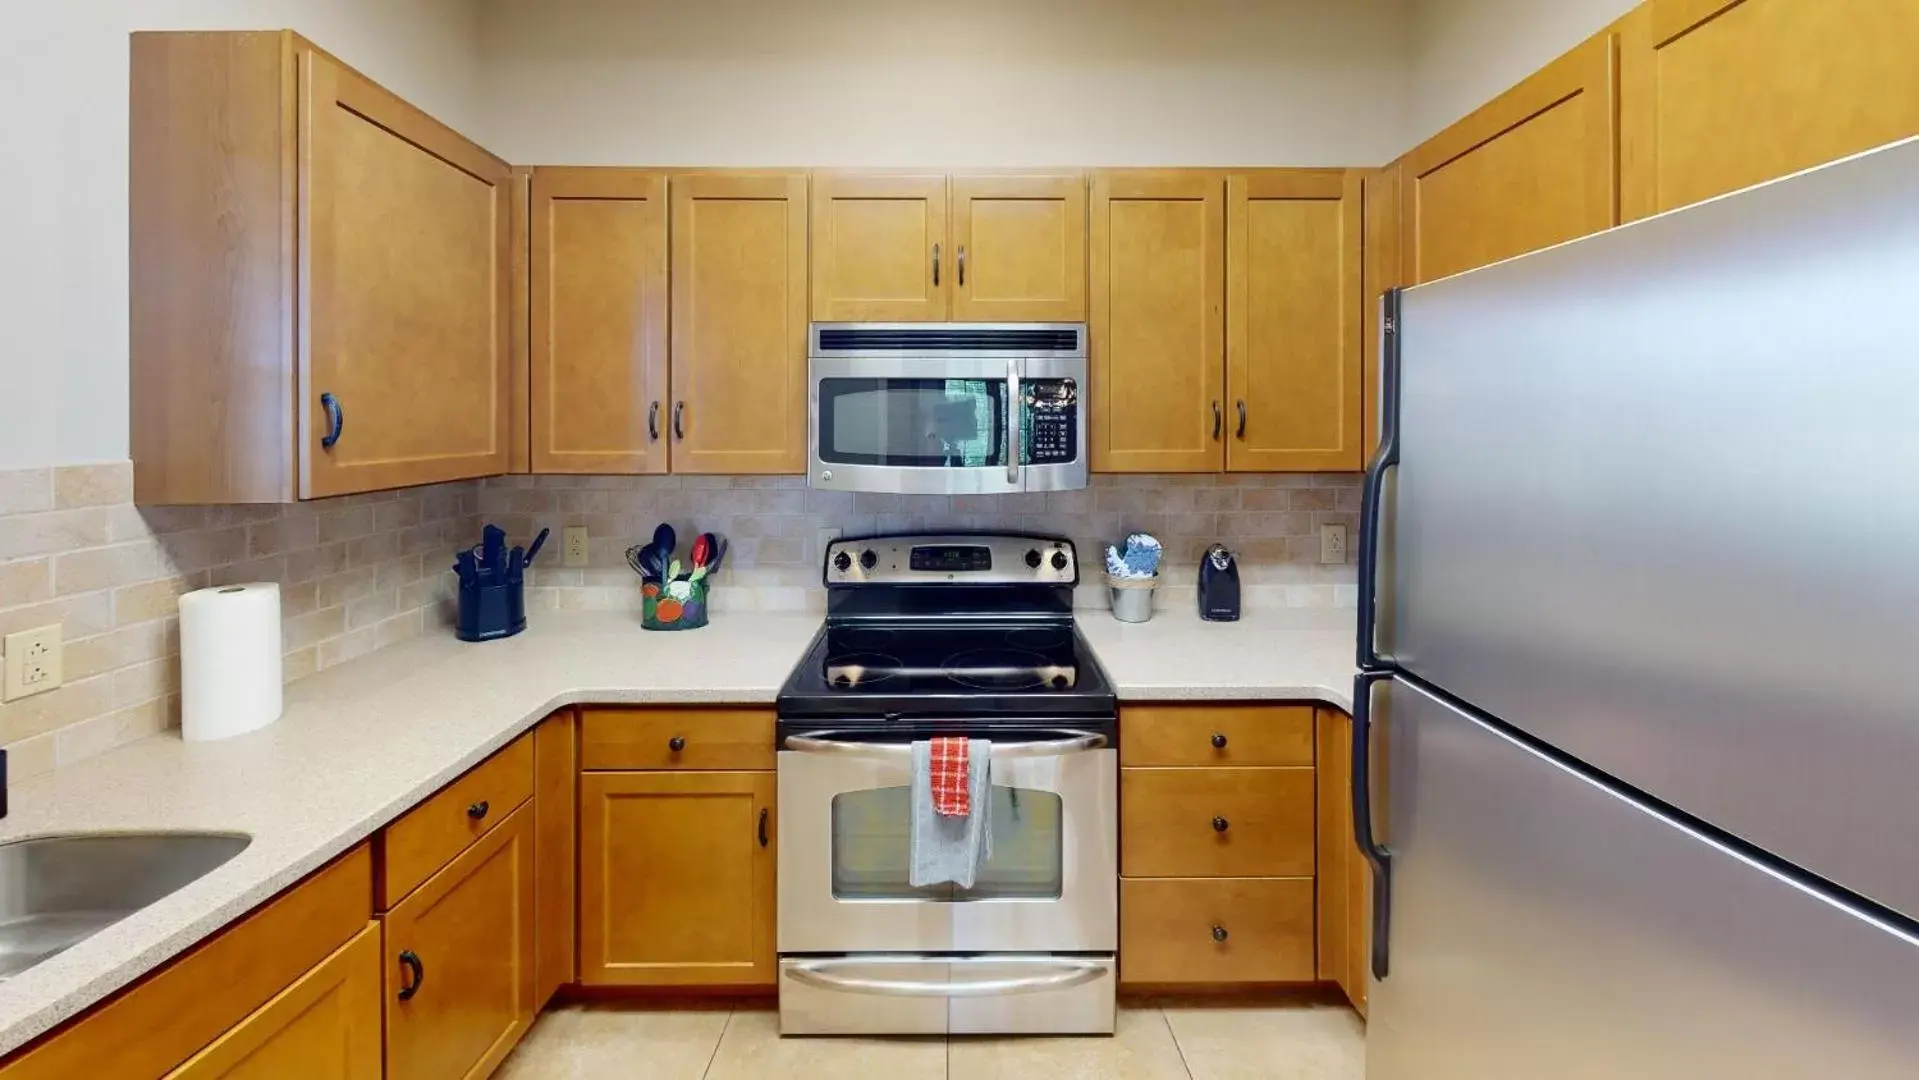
(1409, 0, 1637, 144)
(0, 0, 484, 470)
(479, 0, 1414, 167)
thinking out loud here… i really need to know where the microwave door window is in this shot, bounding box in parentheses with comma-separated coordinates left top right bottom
(820, 378, 1008, 467)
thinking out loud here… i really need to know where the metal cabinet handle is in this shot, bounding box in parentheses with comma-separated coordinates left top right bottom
(1211, 925, 1229, 943)
(648, 401, 661, 442)
(320, 393, 344, 449)
(1236, 400, 1248, 439)
(958, 245, 966, 287)
(1211, 732, 1228, 749)
(758, 807, 769, 848)
(1212, 816, 1229, 833)
(466, 800, 489, 820)
(397, 950, 425, 1000)
(932, 242, 941, 287)
(673, 401, 686, 441)
(1212, 401, 1222, 441)
(668, 735, 686, 753)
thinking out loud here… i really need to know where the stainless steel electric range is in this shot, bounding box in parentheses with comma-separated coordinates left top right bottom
(775, 533, 1118, 1036)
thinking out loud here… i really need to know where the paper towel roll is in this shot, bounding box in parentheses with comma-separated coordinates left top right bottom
(179, 583, 284, 742)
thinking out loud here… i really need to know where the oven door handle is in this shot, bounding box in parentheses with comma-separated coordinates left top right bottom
(782, 731, 1107, 759)
(784, 959, 1108, 998)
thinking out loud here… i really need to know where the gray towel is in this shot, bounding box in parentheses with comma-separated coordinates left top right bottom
(908, 739, 993, 888)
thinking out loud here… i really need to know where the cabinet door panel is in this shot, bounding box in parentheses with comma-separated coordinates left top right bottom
(1089, 172, 1225, 473)
(533, 711, 578, 1007)
(1314, 708, 1370, 1015)
(1227, 170, 1362, 472)
(1620, 0, 1919, 220)
(530, 168, 668, 474)
(164, 923, 383, 1080)
(579, 771, 776, 986)
(300, 49, 511, 497)
(1119, 878, 1316, 986)
(1121, 767, 1316, 879)
(1361, 163, 1403, 464)
(669, 173, 809, 474)
(951, 173, 1086, 322)
(384, 804, 536, 1080)
(1405, 35, 1616, 284)
(812, 173, 948, 322)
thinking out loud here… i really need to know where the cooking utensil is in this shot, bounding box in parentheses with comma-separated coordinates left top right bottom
(691, 533, 713, 570)
(523, 528, 550, 568)
(625, 544, 662, 583)
(651, 522, 675, 562)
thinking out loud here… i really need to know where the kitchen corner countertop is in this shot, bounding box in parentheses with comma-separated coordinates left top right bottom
(0, 606, 1355, 1054)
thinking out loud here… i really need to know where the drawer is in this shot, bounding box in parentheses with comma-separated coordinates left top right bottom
(581, 707, 775, 771)
(1122, 767, 1315, 878)
(1119, 704, 1315, 767)
(1119, 877, 1315, 986)
(378, 733, 534, 909)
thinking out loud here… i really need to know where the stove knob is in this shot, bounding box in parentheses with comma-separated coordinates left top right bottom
(1050, 550, 1070, 571)
(1025, 549, 1043, 569)
(859, 549, 878, 570)
(833, 550, 852, 573)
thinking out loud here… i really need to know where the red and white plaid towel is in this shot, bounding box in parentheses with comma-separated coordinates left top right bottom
(929, 736, 971, 817)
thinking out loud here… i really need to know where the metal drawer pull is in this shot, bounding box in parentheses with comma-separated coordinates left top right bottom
(786, 960, 1107, 998)
(1212, 816, 1229, 833)
(1212, 401, 1222, 441)
(397, 950, 425, 1000)
(648, 401, 661, 442)
(958, 245, 966, 287)
(1236, 400, 1247, 439)
(1211, 732, 1228, 749)
(668, 735, 686, 752)
(320, 392, 344, 449)
(1212, 925, 1229, 943)
(758, 807, 769, 847)
(783, 731, 1106, 759)
(932, 242, 941, 287)
(466, 800, 489, 820)
(673, 401, 686, 440)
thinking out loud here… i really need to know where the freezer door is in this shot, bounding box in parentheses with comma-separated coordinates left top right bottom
(1384, 135, 1919, 917)
(1368, 677, 1919, 1080)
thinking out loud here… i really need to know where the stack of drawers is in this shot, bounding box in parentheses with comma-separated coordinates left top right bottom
(1118, 704, 1318, 986)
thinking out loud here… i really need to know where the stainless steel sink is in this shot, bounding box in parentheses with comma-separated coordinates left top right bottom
(0, 832, 251, 979)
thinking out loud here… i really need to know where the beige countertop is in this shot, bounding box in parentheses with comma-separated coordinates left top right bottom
(0, 606, 1355, 1054)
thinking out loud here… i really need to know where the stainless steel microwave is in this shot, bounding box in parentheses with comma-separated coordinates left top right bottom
(807, 323, 1089, 495)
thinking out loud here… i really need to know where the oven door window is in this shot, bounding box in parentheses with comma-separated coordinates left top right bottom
(830, 784, 1063, 900)
(818, 378, 1008, 468)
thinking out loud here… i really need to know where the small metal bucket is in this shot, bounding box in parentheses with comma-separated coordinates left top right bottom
(1106, 574, 1157, 623)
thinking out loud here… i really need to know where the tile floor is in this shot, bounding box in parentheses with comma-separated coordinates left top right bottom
(495, 1001, 1364, 1079)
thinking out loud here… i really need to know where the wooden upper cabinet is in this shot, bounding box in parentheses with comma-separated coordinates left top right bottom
(669, 173, 810, 474)
(529, 168, 669, 474)
(1404, 33, 1618, 284)
(1361, 162, 1403, 464)
(130, 32, 513, 503)
(811, 173, 949, 321)
(1226, 170, 1363, 472)
(951, 173, 1087, 322)
(299, 48, 512, 499)
(1089, 171, 1225, 473)
(1619, 0, 1919, 220)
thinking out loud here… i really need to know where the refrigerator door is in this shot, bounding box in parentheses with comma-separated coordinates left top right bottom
(1383, 135, 1919, 917)
(1368, 676, 1919, 1080)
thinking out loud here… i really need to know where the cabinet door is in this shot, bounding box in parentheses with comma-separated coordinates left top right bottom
(1315, 708, 1370, 1016)
(951, 173, 1087, 322)
(811, 173, 948, 322)
(579, 771, 776, 986)
(1404, 34, 1617, 284)
(1226, 170, 1363, 472)
(1089, 171, 1225, 473)
(669, 173, 809, 474)
(385, 804, 536, 1080)
(299, 49, 512, 497)
(1362, 162, 1403, 464)
(529, 168, 668, 474)
(1619, 0, 1919, 220)
(164, 923, 383, 1080)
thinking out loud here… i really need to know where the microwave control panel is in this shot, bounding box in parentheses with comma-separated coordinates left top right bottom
(1024, 379, 1080, 465)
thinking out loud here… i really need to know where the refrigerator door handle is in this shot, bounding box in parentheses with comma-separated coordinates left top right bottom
(1353, 669, 1394, 980)
(1358, 288, 1403, 670)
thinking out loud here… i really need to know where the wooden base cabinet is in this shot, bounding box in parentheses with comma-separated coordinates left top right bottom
(1120, 878, 1316, 986)
(384, 805, 537, 1080)
(165, 924, 383, 1080)
(1315, 707, 1373, 1015)
(578, 771, 777, 987)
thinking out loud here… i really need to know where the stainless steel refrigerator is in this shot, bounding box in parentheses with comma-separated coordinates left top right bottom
(1354, 134, 1919, 1078)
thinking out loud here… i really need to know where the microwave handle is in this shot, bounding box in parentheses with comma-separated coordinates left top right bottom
(783, 732, 1106, 759)
(1006, 359, 1022, 484)
(785, 959, 1108, 998)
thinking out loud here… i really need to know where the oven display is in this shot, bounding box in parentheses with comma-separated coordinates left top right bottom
(909, 545, 992, 572)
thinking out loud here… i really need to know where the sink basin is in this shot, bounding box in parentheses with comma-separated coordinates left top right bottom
(0, 832, 251, 979)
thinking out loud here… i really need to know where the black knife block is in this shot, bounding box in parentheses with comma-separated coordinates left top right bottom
(457, 577, 525, 641)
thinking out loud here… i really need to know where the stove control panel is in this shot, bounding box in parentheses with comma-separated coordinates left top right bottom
(825, 534, 1076, 586)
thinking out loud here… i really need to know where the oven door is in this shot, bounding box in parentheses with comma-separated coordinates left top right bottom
(809, 355, 1086, 494)
(777, 730, 1117, 954)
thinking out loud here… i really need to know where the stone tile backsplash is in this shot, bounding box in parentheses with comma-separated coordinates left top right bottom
(476, 473, 1361, 617)
(0, 464, 478, 780)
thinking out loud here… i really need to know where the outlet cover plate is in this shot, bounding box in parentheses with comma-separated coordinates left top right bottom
(3, 624, 64, 702)
(562, 526, 590, 568)
(1319, 523, 1349, 565)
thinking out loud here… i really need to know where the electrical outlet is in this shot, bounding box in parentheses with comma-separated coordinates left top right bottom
(1319, 523, 1349, 565)
(815, 526, 842, 558)
(562, 526, 590, 568)
(3, 624, 64, 702)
